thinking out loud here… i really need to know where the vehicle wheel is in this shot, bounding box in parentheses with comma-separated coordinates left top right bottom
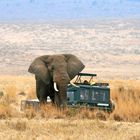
(110, 100, 115, 112)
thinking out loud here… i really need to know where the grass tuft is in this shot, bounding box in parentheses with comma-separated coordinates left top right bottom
(0, 77, 140, 122)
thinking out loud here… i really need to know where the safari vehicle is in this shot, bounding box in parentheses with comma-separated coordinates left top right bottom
(67, 73, 115, 112)
(21, 73, 115, 112)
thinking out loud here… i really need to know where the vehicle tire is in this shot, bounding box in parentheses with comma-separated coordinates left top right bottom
(110, 100, 115, 112)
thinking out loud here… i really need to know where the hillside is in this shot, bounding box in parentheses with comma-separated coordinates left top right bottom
(0, 19, 140, 79)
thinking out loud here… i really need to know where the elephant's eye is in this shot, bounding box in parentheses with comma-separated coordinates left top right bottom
(48, 64, 53, 71)
(51, 65, 55, 70)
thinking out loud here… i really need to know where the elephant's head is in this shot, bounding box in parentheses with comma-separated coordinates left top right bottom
(28, 54, 85, 106)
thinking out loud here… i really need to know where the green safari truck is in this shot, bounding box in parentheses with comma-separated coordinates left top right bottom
(67, 73, 115, 112)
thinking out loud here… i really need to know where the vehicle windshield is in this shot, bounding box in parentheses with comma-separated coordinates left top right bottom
(74, 73, 97, 84)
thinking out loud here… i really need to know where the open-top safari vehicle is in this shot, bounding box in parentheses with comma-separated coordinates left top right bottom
(21, 73, 115, 112)
(67, 73, 115, 112)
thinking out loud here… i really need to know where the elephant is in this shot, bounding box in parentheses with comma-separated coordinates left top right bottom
(28, 54, 85, 106)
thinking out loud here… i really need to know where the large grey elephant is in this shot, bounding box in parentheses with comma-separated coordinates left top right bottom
(28, 54, 85, 106)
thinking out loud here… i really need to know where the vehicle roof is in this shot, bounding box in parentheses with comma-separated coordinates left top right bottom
(79, 84, 110, 89)
(68, 84, 110, 90)
(77, 73, 97, 77)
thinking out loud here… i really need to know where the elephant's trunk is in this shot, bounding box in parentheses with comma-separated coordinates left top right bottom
(53, 81, 69, 106)
(53, 71, 70, 106)
(57, 83, 68, 106)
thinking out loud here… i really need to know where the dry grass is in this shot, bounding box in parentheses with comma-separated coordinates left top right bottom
(0, 119, 140, 140)
(109, 80, 140, 122)
(0, 76, 140, 121)
(0, 76, 140, 139)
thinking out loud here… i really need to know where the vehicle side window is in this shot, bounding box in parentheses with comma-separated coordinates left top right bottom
(100, 90, 106, 101)
(67, 91, 74, 101)
(92, 90, 106, 101)
(92, 91, 98, 101)
(80, 89, 89, 100)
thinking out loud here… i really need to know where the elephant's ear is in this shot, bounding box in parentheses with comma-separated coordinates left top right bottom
(64, 54, 85, 79)
(28, 58, 50, 84)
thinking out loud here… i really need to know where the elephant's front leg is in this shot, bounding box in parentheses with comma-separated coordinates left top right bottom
(35, 76, 48, 103)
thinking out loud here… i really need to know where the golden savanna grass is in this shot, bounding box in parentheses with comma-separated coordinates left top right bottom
(0, 76, 140, 140)
(0, 76, 140, 121)
(0, 119, 140, 140)
(109, 80, 140, 122)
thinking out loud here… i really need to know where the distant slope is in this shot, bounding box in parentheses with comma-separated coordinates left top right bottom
(0, 19, 140, 79)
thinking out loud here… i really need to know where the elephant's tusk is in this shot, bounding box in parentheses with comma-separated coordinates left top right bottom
(54, 82, 59, 92)
(70, 81, 79, 88)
